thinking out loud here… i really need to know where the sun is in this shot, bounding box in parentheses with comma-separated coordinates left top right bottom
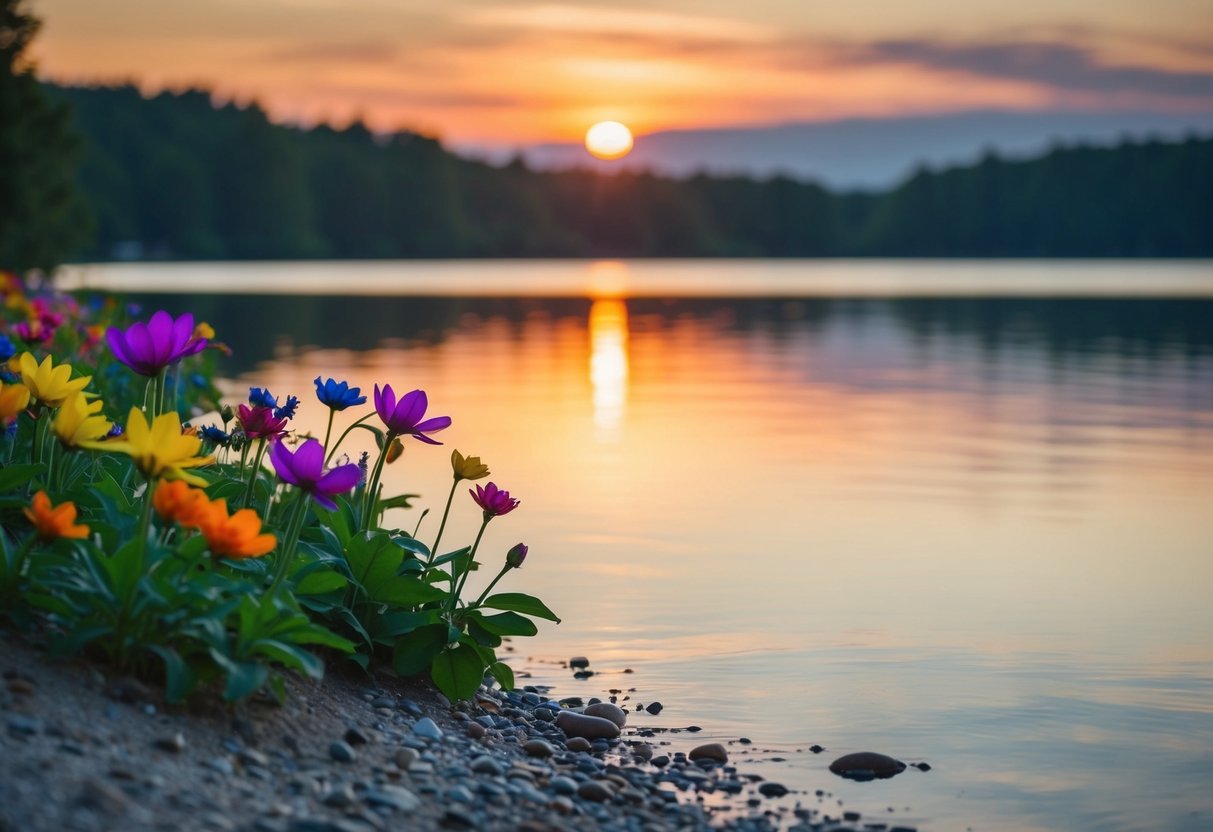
(585, 121, 634, 161)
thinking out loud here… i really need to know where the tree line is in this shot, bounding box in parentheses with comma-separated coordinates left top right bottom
(30, 82, 1213, 264)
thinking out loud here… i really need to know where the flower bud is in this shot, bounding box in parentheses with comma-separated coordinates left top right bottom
(220, 404, 234, 426)
(506, 542, 528, 569)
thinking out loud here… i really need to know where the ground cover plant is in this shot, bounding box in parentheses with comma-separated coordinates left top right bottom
(0, 271, 557, 703)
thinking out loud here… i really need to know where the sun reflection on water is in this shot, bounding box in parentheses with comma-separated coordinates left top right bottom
(589, 298, 630, 441)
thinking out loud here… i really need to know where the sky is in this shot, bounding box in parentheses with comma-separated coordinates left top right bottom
(28, 0, 1213, 149)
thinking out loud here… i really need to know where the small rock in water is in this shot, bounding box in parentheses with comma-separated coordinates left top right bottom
(912, 761, 932, 772)
(688, 743, 729, 764)
(411, 717, 443, 741)
(569, 657, 590, 669)
(829, 751, 907, 780)
(809, 744, 825, 753)
(645, 702, 663, 715)
(758, 782, 789, 798)
(555, 710, 620, 740)
(584, 702, 627, 728)
(328, 741, 357, 763)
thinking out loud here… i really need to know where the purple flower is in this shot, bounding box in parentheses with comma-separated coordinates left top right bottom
(106, 310, 207, 377)
(373, 385, 451, 445)
(269, 439, 361, 510)
(506, 542, 528, 569)
(470, 482, 520, 518)
(237, 404, 287, 441)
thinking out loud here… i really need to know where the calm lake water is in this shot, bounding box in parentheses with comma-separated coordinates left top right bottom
(68, 260, 1213, 832)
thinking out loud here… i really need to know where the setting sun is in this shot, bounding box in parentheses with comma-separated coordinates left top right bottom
(585, 121, 634, 160)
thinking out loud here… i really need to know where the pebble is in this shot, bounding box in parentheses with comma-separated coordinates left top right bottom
(758, 782, 789, 798)
(549, 776, 578, 796)
(688, 743, 729, 764)
(154, 733, 186, 753)
(555, 711, 620, 740)
(577, 781, 614, 802)
(828, 751, 907, 780)
(523, 739, 554, 758)
(565, 737, 593, 752)
(343, 726, 370, 745)
(394, 747, 418, 770)
(364, 785, 421, 812)
(206, 757, 235, 775)
(470, 755, 503, 776)
(569, 657, 590, 669)
(79, 777, 131, 813)
(645, 702, 664, 715)
(466, 723, 486, 740)
(328, 741, 357, 763)
(411, 717, 443, 741)
(584, 702, 627, 728)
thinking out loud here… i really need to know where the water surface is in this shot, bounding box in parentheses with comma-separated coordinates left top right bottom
(82, 260, 1213, 831)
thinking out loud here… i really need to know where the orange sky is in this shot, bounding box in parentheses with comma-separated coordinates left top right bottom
(28, 0, 1213, 147)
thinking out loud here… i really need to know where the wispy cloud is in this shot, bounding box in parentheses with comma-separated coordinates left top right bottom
(461, 3, 774, 43)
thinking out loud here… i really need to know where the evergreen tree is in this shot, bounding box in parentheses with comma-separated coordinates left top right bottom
(0, 0, 90, 274)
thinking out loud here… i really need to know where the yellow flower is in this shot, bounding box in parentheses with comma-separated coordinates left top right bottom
(23, 490, 89, 542)
(152, 479, 212, 527)
(0, 381, 30, 425)
(52, 393, 112, 448)
(196, 499, 276, 559)
(82, 407, 214, 485)
(451, 449, 490, 481)
(192, 321, 215, 340)
(18, 352, 91, 407)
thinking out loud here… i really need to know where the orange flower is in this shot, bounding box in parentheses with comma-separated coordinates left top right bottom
(196, 499, 276, 559)
(153, 480, 211, 528)
(23, 490, 89, 542)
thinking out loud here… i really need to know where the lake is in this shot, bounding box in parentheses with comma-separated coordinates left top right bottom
(65, 260, 1213, 832)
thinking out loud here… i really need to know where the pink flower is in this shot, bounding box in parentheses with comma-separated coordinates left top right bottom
(470, 482, 520, 518)
(269, 439, 360, 510)
(237, 404, 287, 441)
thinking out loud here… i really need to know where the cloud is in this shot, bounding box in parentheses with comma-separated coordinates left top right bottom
(257, 40, 400, 65)
(461, 3, 773, 43)
(848, 39, 1213, 100)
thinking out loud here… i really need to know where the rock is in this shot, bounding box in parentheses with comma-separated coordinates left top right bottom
(466, 722, 486, 740)
(577, 781, 614, 802)
(631, 742, 653, 762)
(446, 785, 474, 804)
(412, 717, 443, 741)
(912, 761, 932, 772)
(828, 751, 907, 780)
(206, 756, 235, 775)
(555, 711, 620, 740)
(645, 702, 663, 715)
(238, 748, 269, 768)
(809, 744, 824, 753)
(758, 782, 789, 798)
(7, 715, 40, 736)
(470, 755, 503, 776)
(651, 754, 670, 767)
(548, 775, 578, 796)
(328, 741, 357, 763)
(79, 778, 131, 813)
(565, 737, 592, 752)
(343, 726, 370, 745)
(394, 747, 418, 770)
(322, 783, 356, 808)
(523, 739, 554, 758)
(365, 785, 422, 812)
(688, 743, 728, 763)
(584, 702, 627, 728)
(569, 657, 590, 669)
(153, 733, 186, 753)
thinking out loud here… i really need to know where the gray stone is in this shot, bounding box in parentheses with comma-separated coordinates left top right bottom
(688, 743, 728, 763)
(549, 776, 578, 796)
(556, 711, 620, 740)
(758, 782, 789, 798)
(365, 785, 421, 812)
(828, 751, 906, 780)
(394, 747, 419, 770)
(584, 702, 627, 728)
(206, 756, 235, 775)
(411, 717, 443, 741)
(577, 781, 614, 802)
(153, 733, 186, 753)
(569, 657, 590, 669)
(523, 739, 554, 758)
(446, 785, 474, 804)
(469, 755, 503, 776)
(328, 741, 357, 763)
(565, 737, 593, 752)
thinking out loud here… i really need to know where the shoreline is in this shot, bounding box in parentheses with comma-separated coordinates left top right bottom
(0, 636, 919, 832)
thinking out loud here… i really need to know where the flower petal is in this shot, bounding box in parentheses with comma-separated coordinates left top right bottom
(316, 463, 360, 496)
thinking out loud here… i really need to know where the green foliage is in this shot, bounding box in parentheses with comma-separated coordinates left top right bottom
(0, 2, 91, 273)
(0, 277, 556, 704)
(38, 80, 1213, 262)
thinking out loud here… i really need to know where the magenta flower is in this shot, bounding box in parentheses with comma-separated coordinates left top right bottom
(269, 439, 361, 510)
(237, 404, 287, 441)
(470, 482, 520, 517)
(106, 310, 208, 377)
(373, 385, 451, 445)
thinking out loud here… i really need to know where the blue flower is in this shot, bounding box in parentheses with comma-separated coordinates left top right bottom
(199, 425, 230, 445)
(248, 387, 278, 408)
(106, 423, 125, 439)
(314, 377, 367, 411)
(0, 334, 14, 362)
(274, 395, 300, 421)
(191, 373, 208, 389)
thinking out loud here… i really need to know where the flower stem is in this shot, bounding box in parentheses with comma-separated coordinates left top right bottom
(471, 564, 511, 609)
(30, 408, 44, 467)
(325, 412, 374, 466)
(243, 437, 267, 509)
(429, 478, 460, 564)
(267, 490, 307, 594)
(322, 409, 335, 457)
(360, 430, 395, 531)
(447, 515, 490, 615)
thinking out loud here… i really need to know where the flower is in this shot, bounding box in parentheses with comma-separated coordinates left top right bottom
(451, 449, 490, 481)
(0, 380, 30, 425)
(506, 542, 528, 569)
(269, 438, 361, 510)
(198, 425, 230, 445)
(192, 321, 215, 340)
(470, 482, 520, 517)
(385, 437, 404, 464)
(0, 334, 15, 362)
(248, 387, 277, 408)
(373, 385, 451, 444)
(106, 310, 208, 376)
(23, 491, 89, 542)
(274, 395, 300, 421)
(237, 404, 287, 441)
(153, 480, 211, 527)
(52, 393, 112, 447)
(82, 407, 214, 485)
(195, 499, 276, 559)
(18, 352, 91, 407)
(314, 377, 367, 411)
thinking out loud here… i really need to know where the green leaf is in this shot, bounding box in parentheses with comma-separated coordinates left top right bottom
(476, 611, 538, 637)
(481, 593, 561, 623)
(291, 624, 356, 653)
(381, 494, 420, 511)
(489, 661, 515, 692)
(430, 642, 487, 701)
(295, 568, 347, 595)
(221, 659, 269, 701)
(0, 463, 43, 491)
(251, 640, 325, 679)
(466, 617, 502, 648)
(428, 546, 470, 568)
(375, 575, 446, 607)
(392, 623, 448, 677)
(150, 646, 196, 703)
(371, 610, 437, 640)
